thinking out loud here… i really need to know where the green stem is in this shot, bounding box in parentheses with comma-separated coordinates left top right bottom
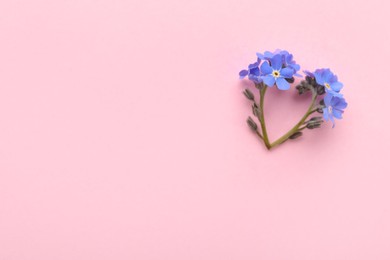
(269, 88, 318, 149)
(257, 84, 271, 149)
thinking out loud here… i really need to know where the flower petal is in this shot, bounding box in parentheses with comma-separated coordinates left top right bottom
(326, 89, 344, 97)
(239, 70, 248, 79)
(289, 63, 300, 72)
(332, 109, 343, 119)
(324, 94, 333, 106)
(333, 98, 348, 110)
(262, 75, 275, 87)
(271, 54, 282, 70)
(285, 53, 293, 63)
(323, 69, 333, 83)
(314, 71, 325, 85)
(248, 75, 262, 83)
(248, 62, 259, 69)
(280, 68, 294, 78)
(260, 61, 272, 75)
(276, 78, 290, 90)
(249, 66, 260, 76)
(256, 52, 264, 60)
(330, 114, 335, 128)
(330, 81, 343, 92)
(323, 108, 329, 121)
(263, 51, 274, 60)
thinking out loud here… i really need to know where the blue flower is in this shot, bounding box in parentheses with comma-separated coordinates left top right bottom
(239, 61, 262, 83)
(260, 54, 294, 90)
(314, 69, 343, 96)
(257, 49, 301, 77)
(323, 93, 348, 127)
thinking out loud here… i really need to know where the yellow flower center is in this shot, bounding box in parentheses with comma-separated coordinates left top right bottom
(272, 70, 280, 78)
(325, 83, 331, 89)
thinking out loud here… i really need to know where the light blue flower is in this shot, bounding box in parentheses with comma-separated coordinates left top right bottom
(323, 93, 348, 127)
(260, 54, 294, 90)
(314, 68, 343, 96)
(257, 49, 301, 76)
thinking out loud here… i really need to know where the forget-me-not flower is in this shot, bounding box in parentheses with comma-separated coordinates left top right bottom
(260, 54, 294, 90)
(257, 49, 301, 76)
(314, 69, 343, 96)
(323, 93, 348, 127)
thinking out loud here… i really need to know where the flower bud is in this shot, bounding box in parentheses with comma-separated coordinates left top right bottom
(286, 77, 295, 83)
(316, 107, 323, 113)
(316, 85, 325, 95)
(289, 132, 303, 139)
(252, 104, 260, 117)
(305, 76, 313, 83)
(243, 89, 254, 100)
(309, 116, 323, 122)
(295, 81, 310, 95)
(246, 117, 258, 131)
(307, 122, 322, 129)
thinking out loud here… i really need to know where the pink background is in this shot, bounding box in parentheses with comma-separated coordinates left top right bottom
(1, 0, 390, 259)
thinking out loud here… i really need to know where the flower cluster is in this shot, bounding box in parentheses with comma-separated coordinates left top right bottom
(239, 50, 348, 149)
(302, 68, 347, 127)
(239, 49, 300, 90)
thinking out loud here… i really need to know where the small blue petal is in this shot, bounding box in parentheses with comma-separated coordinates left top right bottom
(323, 69, 333, 83)
(256, 53, 264, 59)
(326, 88, 344, 97)
(263, 51, 274, 60)
(332, 109, 343, 119)
(333, 98, 348, 110)
(276, 78, 290, 90)
(249, 66, 260, 76)
(285, 54, 293, 63)
(290, 63, 300, 71)
(278, 50, 287, 55)
(260, 62, 273, 75)
(248, 75, 262, 83)
(239, 70, 248, 78)
(314, 71, 325, 85)
(280, 68, 294, 78)
(248, 62, 259, 69)
(330, 81, 343, 92)
(330, 116, 335, 128)
(329, 74, 338, 83)
(271, 54, 282, 70)
(323, 108, 329, 121)
(262, 75, 275, 87)
(324, 94, 333, 106)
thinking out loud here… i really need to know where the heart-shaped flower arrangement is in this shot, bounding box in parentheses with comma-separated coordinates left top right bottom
(239, 50, 348, 150)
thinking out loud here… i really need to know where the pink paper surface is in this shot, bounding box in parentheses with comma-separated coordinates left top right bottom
(1, 0, 389, 259)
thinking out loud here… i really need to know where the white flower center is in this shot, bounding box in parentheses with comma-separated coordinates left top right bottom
(325, 83, 331, 89)
(272, 70, 280, 78)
